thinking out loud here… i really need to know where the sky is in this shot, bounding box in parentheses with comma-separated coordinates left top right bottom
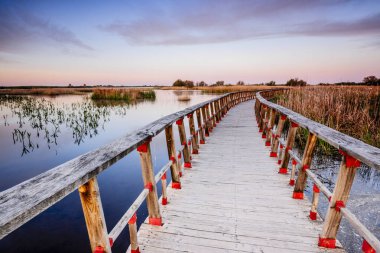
(0, 0, 380, 86)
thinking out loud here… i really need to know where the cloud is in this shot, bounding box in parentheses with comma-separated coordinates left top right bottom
(291, 13, 380, 36)
(100, 0, 380, 46)
(0, 4, 93, 53)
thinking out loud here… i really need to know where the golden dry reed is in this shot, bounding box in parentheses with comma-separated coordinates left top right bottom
(276, 86, 380, 148)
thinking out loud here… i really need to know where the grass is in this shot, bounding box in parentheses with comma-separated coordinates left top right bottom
(0, 87, 94, 96)
(274, 86, 380, 150)
(160, 85, 287, 94)
(90, 89, 156, 102)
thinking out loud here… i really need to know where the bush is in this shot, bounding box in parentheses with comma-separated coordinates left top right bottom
(286, 78, 307, 86)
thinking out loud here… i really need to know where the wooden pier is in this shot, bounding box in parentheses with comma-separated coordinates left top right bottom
(1, 90, 379, 253)
(134, 101, 343, 253)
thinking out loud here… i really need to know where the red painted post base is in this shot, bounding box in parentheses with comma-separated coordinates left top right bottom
(184, 162, 192, 168)
(172, 182, 181, 189)
(278, 168, 287, 174)
(262, 134, 266, 139)
(192, 149, 199, 154)
(200, 140, 205, 144)
(179, 172, 183, 177)
(292, 192, 304, 199)
(131, 247, 140, 253)
(318, 237, 336, 248)
(309, 211, 317, 220)
(259, 129, 263, 133)
(277, 159, 282, 165)
(270, 152, 277, 157)
(362, 240, 376, 253)
(213, 123, 216, 127)
(162, 197, 168, 205)
(149, 217, 162, 226)
(289, 179, 295, 186)
(94, 246, 105, 253)
(265, 141, 270, 146)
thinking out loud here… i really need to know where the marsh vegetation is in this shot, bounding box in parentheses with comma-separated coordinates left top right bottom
(274, 86, 380, 152)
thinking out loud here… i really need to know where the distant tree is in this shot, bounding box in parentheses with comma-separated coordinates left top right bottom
(173, 79, 185, 87)
(236, 81, 245, 86)
(363, 76, 379, 86)
(184, 80, 194, 88)
(286, 78, 307, 86)
(215, 81, 224, 86)
(197, 81, 207, 87)
(265, 81, 276, 86)
(68, 83, 72, 87)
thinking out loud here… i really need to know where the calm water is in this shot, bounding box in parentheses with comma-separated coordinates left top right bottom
(0, 90, 217, 253)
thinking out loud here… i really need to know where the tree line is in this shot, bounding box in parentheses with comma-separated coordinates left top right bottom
(172, 75, 380, 87)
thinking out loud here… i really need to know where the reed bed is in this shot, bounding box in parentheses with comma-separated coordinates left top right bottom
(0, 88, 93, 96)
(275, 86, 380, 150)
(90, 89, 155, 102)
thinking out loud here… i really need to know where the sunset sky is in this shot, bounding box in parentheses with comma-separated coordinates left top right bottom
(1, 0, 380, 86)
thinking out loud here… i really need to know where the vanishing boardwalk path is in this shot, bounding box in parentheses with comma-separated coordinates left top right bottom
(134, 101, 345, 253)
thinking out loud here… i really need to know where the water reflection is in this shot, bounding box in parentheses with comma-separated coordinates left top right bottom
(0, 95, 158, 156)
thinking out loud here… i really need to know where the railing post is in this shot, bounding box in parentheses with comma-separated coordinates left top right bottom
(259, 104, 267, 133)
(270, 114, 286, 157)
(128, 214, 139, 253)
(210, 102, 216, 127)
(201, 106, 210, 137)
(78, 177, 112, 253)
(310, 183, 320, 220)
(187, 113, 199, 154)
(205, 104, 213, 133)
(289, 159, 297, 185)
(165, 125, 181, 188)
(137, 139, 162, 225)
(196, 109, 205, 144)
(278, 121, 298, 174)
(319, 151, 361, 248)
(215, 100, 221, 123)
(265, 108, 276, 147)
(176, 118, 192, 168)
(293, 133, 318, 199)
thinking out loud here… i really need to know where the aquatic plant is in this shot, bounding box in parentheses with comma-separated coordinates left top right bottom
(91, 88, 156, 101)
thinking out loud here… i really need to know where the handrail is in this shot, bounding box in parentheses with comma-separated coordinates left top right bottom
(256, 90, 380, 252)
(0, 90, 255, 252)
(256, 92, 380, 170)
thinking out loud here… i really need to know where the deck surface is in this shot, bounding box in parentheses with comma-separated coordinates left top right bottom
(132, 101, 345, 253)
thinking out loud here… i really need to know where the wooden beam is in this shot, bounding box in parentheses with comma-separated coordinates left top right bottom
(319, 152, 360, 248)
(195, 109, 205, 144)
(177, 118, 191, 168)
(78, 177, 112, 253)
(165, 125, 181, 187)
(128, 213, 139, 253)
(278, 122, 298, 174)
(293, 133, 318, 199)
(270, 114, 286, 158)
(187, 113, 199, 154)
(201, 106, 210, 137)
(265, 108, 276, 147)
(137, 140, 162, 225)
(210, 102, 216, 127)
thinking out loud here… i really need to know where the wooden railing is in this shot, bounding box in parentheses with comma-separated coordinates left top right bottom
(0, 91, 255, 253)
(256, 90, 380, 253)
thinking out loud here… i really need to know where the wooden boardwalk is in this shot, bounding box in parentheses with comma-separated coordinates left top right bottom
(133, 101, 345, 253)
